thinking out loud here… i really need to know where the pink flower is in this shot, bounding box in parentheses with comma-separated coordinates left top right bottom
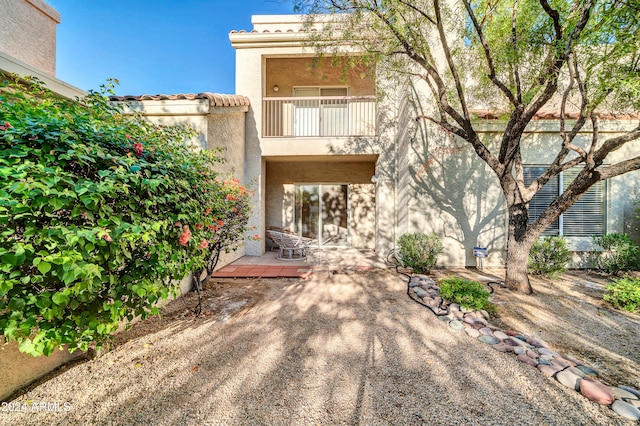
(133, 142, 143, 157)
(198, 239, 209, 250)
(195, 223, 203, 230)
(0, 121, 11, 131)
(204, 208, 211, 216)
(179, 226, 191, 246)
(103, 233, 113, 242)
(217, 220, 224, 227)
(252, 234, 260, 240)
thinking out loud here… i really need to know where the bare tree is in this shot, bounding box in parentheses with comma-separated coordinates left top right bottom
(295, 0, 640, 293)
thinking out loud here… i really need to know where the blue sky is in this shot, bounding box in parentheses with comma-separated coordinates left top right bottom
(52, 0, 295, 96)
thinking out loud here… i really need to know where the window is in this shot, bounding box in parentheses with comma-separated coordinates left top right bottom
(524, 166, 605, 237)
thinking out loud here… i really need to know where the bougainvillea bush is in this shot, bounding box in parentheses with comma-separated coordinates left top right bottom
(0, 76, 251, 356)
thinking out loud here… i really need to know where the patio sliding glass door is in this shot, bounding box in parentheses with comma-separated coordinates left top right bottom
(294, 184, 349, 247)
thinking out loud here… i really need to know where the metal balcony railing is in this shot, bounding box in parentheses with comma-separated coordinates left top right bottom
(262, 96, 377, 138)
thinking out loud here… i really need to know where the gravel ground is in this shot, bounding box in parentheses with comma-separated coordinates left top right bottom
(1, 269, 634, 425)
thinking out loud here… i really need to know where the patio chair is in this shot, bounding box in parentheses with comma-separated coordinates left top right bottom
(266, 230, 310, 261)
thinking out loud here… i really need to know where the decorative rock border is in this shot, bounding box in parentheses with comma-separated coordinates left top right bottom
(406, 273, 640, 422)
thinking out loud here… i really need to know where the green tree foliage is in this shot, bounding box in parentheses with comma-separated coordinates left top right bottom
(0, 76, 251, 356)
(294, 0, 640, 294)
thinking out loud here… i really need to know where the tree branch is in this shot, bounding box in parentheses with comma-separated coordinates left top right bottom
(462, 0, 519, 107)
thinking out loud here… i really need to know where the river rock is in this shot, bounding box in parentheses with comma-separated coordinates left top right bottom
(502, 339, 519, 347)
(492, 343, 514, 352)
(465, 328, 481, 338)
(438, 314, 454, 322)
(620, 386, 640, 398)
(479, 327, 493, 336)
(537, 363, 565, 377)
(526, 350, 539, 359)
(413, 287, 428, 298)
(526, 337, 550, 348)
(478, 335, 501, 345)
(449, 320, 464, 330)
(517, 354, 538, 367)
(579, 378, 615, 405)
(612, 400, 640, 421)
(463, 316, 477, 325)
(493, 331, 509, 340)
(553, 356, 577, 367)
(538, 348, 561, 357)
(612, 387, 639, 400)
(449, 303, 460, 311)
(540, 354, 555, 361)
(556, 369, 583, 391)
(513, 347, 526, 355)
(537, 358, 551, 366)
(478, 309, 490, 320)
(626, 399, 640, 408)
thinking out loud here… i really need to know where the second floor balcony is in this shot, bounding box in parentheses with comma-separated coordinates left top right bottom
(262, 95, 377, 138)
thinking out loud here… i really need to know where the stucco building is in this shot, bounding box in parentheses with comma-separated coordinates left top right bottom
(229, 14, 640, 268)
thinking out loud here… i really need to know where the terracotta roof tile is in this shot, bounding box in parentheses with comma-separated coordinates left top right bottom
(470, 109, 639, 120)
(110, 92, 250, 107)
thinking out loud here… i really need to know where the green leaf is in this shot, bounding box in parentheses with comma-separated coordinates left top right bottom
(9, 297, 25, 311)
(52, 292, 69, 307)
(37, 261, 52, 274)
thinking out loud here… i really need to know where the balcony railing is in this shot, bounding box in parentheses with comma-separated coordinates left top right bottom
(262, 96, 377, 138)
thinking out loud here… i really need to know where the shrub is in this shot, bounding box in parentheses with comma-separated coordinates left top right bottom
(396, 232, 443, 274)
(592, 233, 640, 275)
(528, 236, 571, 276)
(0, 76, 251, 356)
(604, 277, 640, 313)
(438, 276, 496, 315)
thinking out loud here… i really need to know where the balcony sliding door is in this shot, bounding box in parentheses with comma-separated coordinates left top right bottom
(293, 87, 348, 137)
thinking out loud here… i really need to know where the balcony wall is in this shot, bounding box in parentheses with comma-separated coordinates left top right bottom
(265, 57, 375, 98)
(263, 95, 377, 137)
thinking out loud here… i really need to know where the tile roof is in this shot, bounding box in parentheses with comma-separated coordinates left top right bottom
(110, 92, 250, 107)
(471, 109, 640, 120)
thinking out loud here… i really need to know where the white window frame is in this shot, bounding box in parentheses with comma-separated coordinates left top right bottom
(524, 165, 607, 247)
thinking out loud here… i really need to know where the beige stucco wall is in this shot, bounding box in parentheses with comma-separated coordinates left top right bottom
(265, 160, 376, 248)
(0, 0, 59, 76)
(265, 57, 375, 97)
(0, 342, 82, 401)
(401, 112, 640, 268)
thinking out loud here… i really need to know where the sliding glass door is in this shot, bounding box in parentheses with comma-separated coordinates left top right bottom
(295, 184, 349, 247)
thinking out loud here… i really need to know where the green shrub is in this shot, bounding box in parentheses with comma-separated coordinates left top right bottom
(604, 277, 640, 313)
(396, 232, 443, 274)
(438, 276, 496, 315)
(592, 233, 640, 275)
(528, 236, 571, 276)
(0, 76, 251, 356)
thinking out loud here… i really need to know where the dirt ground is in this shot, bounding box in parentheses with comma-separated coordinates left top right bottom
(117, 267, 640, 391)
(3, 267, 639, 425)
(431, 268, 640, 388)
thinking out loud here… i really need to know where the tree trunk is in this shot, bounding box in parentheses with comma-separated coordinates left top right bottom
(504, 200, 535, 294)
(505, 235, 534, 294)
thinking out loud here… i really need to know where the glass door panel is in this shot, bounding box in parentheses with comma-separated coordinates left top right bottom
(295, 184, 349, 247)
(321, 185, 348, 246)
(295, 185, 319, 241)
(293, 88, 319, 136)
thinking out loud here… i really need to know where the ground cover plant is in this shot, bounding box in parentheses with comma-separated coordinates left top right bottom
(396, 232, 443, 274)
(438, 276, 496, 315)
(604, 276, 640, 313)
(0, 76, 251, 356)
(528, 236, 571, 276)
(592, 233, 640, 275)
